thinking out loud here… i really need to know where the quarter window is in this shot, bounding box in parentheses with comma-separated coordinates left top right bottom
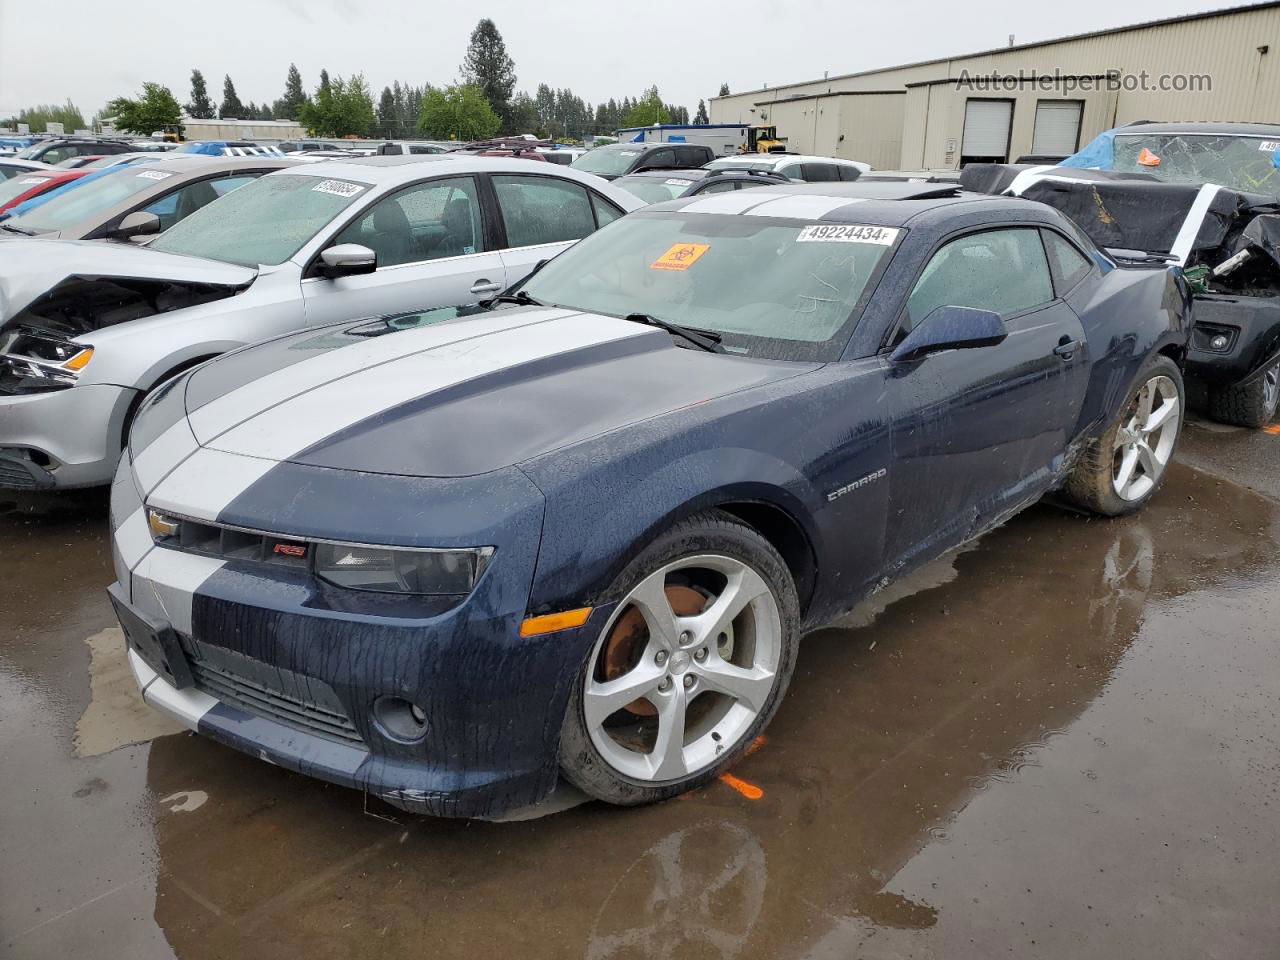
(590, 192, 624, 228)
(801, 163, 841, 182)
(1042, 229, 1092, 293)
(903, 228, 1054, 335)
(335, 176, 483, 267)
(494, 175, 597, 247)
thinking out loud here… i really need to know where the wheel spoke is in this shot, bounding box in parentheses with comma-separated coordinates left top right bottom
(697, 652, 775, 713)
(1136, 383, 1155, 425)
(1115, 445, 1139, 491)
(584, 661, 666, 726)
(1143, 394, 1178, 433)
(687, 565, 769, 646)
(628, 570, 681, 650)
(1136, 440, 1159, 475)
(649, 685, 689, 779)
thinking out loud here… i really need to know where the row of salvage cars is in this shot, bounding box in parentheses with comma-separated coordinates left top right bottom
(0, 127, 1270, 818)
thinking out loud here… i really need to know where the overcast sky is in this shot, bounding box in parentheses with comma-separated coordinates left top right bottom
(0, 0, 1240, 121)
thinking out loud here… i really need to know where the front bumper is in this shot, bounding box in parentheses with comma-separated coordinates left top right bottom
(0, 383, 137, 489)
(1185, 293, 1280, 386)
(110, 451, 596, 819)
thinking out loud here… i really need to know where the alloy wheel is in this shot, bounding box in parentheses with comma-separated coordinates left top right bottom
(1112, 374, 1180, 501)
(583, 554, 782, 783)
(1263, 361, 1280, 417)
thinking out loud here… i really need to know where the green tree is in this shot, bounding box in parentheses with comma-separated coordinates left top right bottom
(106, 83, 182, 136)
(186, 70, 215, 119)
(623, 86, 669, 128)
(507, 92, 538, 137)
(219, 75, 245, 118)
(278, 63, 309, 120)
(4, 100, 85, 133)
(694, 99, 708, 124)
(460, 18, 516, 130)
(718, 82, 730, 97)
(377, 85, 396, 137)
(298, 73, 376, 137)
(418, 84, 500, 141)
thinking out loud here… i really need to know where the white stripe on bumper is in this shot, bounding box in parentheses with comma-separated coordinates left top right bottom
(130, 547, 226, 636)
(128, 649, 217, 731)
(115, 506, 154, 573)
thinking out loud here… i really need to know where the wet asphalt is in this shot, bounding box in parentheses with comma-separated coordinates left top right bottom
(2, 417, 1279, 959)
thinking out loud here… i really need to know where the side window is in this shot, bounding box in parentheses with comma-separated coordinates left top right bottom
(677, 146, 707, 168)
(40, 146, 74, 164)
(334, 176, 483, 268)
(590, 192, 624, 228)
(1042, 229, 1092, 293)
(696, 179, 739, 195)
(494, 175, 596, 247)
(901, 228, 1054, 337)
(646, 148, 675, 170)
(801, 163, 840, 182)
(837, 165, 860, 182)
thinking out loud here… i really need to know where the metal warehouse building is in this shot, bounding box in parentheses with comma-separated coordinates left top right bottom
(709, 1, 1280, 169)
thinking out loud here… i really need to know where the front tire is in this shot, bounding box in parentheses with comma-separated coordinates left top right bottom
(559, 511, 800, 806)
(1064, 356, 1184, 516)
(1207, 359, 1280, 428)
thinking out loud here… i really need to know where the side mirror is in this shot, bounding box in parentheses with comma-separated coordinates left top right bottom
(111, 211, 161, 241)
(318, 243, 377, 279)
(890, 305, 1007, 363)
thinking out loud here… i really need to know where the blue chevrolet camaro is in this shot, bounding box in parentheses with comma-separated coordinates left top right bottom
(109, 182, 1190, 817)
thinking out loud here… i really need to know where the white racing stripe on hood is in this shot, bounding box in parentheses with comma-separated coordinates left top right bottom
(115, 507, 155, 573)
(148, 448, 278, 522)
(188, 309, 578, 445)
(133, 418, 202, 496)
(204, 312, 652, 463)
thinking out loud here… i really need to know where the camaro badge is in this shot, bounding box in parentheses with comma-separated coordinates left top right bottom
(827, 468, 887, 502)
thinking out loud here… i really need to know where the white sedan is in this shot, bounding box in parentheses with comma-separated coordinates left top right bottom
(0, 155, 643, 490)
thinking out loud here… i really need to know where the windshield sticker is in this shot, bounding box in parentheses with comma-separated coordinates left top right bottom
(797, 224, 900, 245)
(620, 150, 641, 156)
(135, 169, 174, 180)
(312, 179, 365, 198)
(651, 243, 710, 271)
(1137, 147, 1162, 166)
(1260, 140, 1280, 152)
(665, 178, 694, 186)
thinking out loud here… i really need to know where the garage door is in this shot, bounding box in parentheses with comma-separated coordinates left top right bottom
(962, 99, 1013, 161)
(1032, 100, 1084, 155)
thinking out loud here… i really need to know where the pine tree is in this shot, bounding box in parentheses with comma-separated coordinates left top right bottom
(220, 75, 245, 119)
(694, 99, 708, 124)
(187, 69, 215, 119)
(279, 64, 309, 120)
(377, 86, 396, 137)
(460, 18, 516, 130)
(718, 83, 730, 97)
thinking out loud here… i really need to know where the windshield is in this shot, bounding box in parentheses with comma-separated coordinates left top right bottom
(615, 176, 700, 204)
(571, 146, 645, 177)
(1112, 134, 1280, 194)
(149, 173, 370, 266)
(9, 167, 171, 231)
(520, 211, 898, 361)
(0, 173, 53, 206)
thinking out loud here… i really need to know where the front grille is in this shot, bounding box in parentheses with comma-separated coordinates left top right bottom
(189, 658, 364, 746)
(0, 460, 39, 488)
(156, 516, 311, 569)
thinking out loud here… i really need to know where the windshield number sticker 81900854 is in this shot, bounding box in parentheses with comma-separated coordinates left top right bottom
(797, 224, 900, 245)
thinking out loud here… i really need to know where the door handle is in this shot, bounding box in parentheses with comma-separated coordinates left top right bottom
(470, 279, 501, 295)
(1054, 338, 1082, 360)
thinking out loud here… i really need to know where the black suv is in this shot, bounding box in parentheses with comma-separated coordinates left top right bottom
(14, 139, 132, 164)
(570, 141, 716, 181)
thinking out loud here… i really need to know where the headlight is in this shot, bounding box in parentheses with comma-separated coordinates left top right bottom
(314, 543, 493, 595)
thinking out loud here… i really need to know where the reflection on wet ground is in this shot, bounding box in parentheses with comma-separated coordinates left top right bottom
(3, 463, 1279, 959)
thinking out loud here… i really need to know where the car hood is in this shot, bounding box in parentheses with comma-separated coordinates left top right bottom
(0, 238, 256, 327)
(183, 306, 814, 478)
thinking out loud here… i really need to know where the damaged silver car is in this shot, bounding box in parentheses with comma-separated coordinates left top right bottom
(0, 155, 641, 489)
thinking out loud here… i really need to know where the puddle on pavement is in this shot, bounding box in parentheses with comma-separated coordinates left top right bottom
(4, 465, 1280, 960)
(75, 627, 185, 758)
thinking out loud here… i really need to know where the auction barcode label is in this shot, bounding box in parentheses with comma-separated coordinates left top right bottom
(797, 224, 900, 245)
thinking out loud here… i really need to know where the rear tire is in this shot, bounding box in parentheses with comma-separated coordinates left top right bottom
(559, 511, 799, 806)
(1207, 359, 1280, 428)
(1064, 356, 1184, 517)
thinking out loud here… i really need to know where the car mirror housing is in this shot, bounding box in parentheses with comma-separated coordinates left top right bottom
(890, 305, 1007, 363)
(318, 243, 377, 279)
(111, 211, 161, 241)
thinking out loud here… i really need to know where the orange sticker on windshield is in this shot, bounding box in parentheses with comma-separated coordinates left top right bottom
(651, 243, 710, 271)
(1137, 147, 1161, 167)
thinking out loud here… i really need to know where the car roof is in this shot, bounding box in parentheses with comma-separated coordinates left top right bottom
(1116, 120, 1280, 136)
(656, 181, 1033, 228)
(708, 154, 862, 167)
(622, 168, 715, 181)
(263, 154, 613, 186)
